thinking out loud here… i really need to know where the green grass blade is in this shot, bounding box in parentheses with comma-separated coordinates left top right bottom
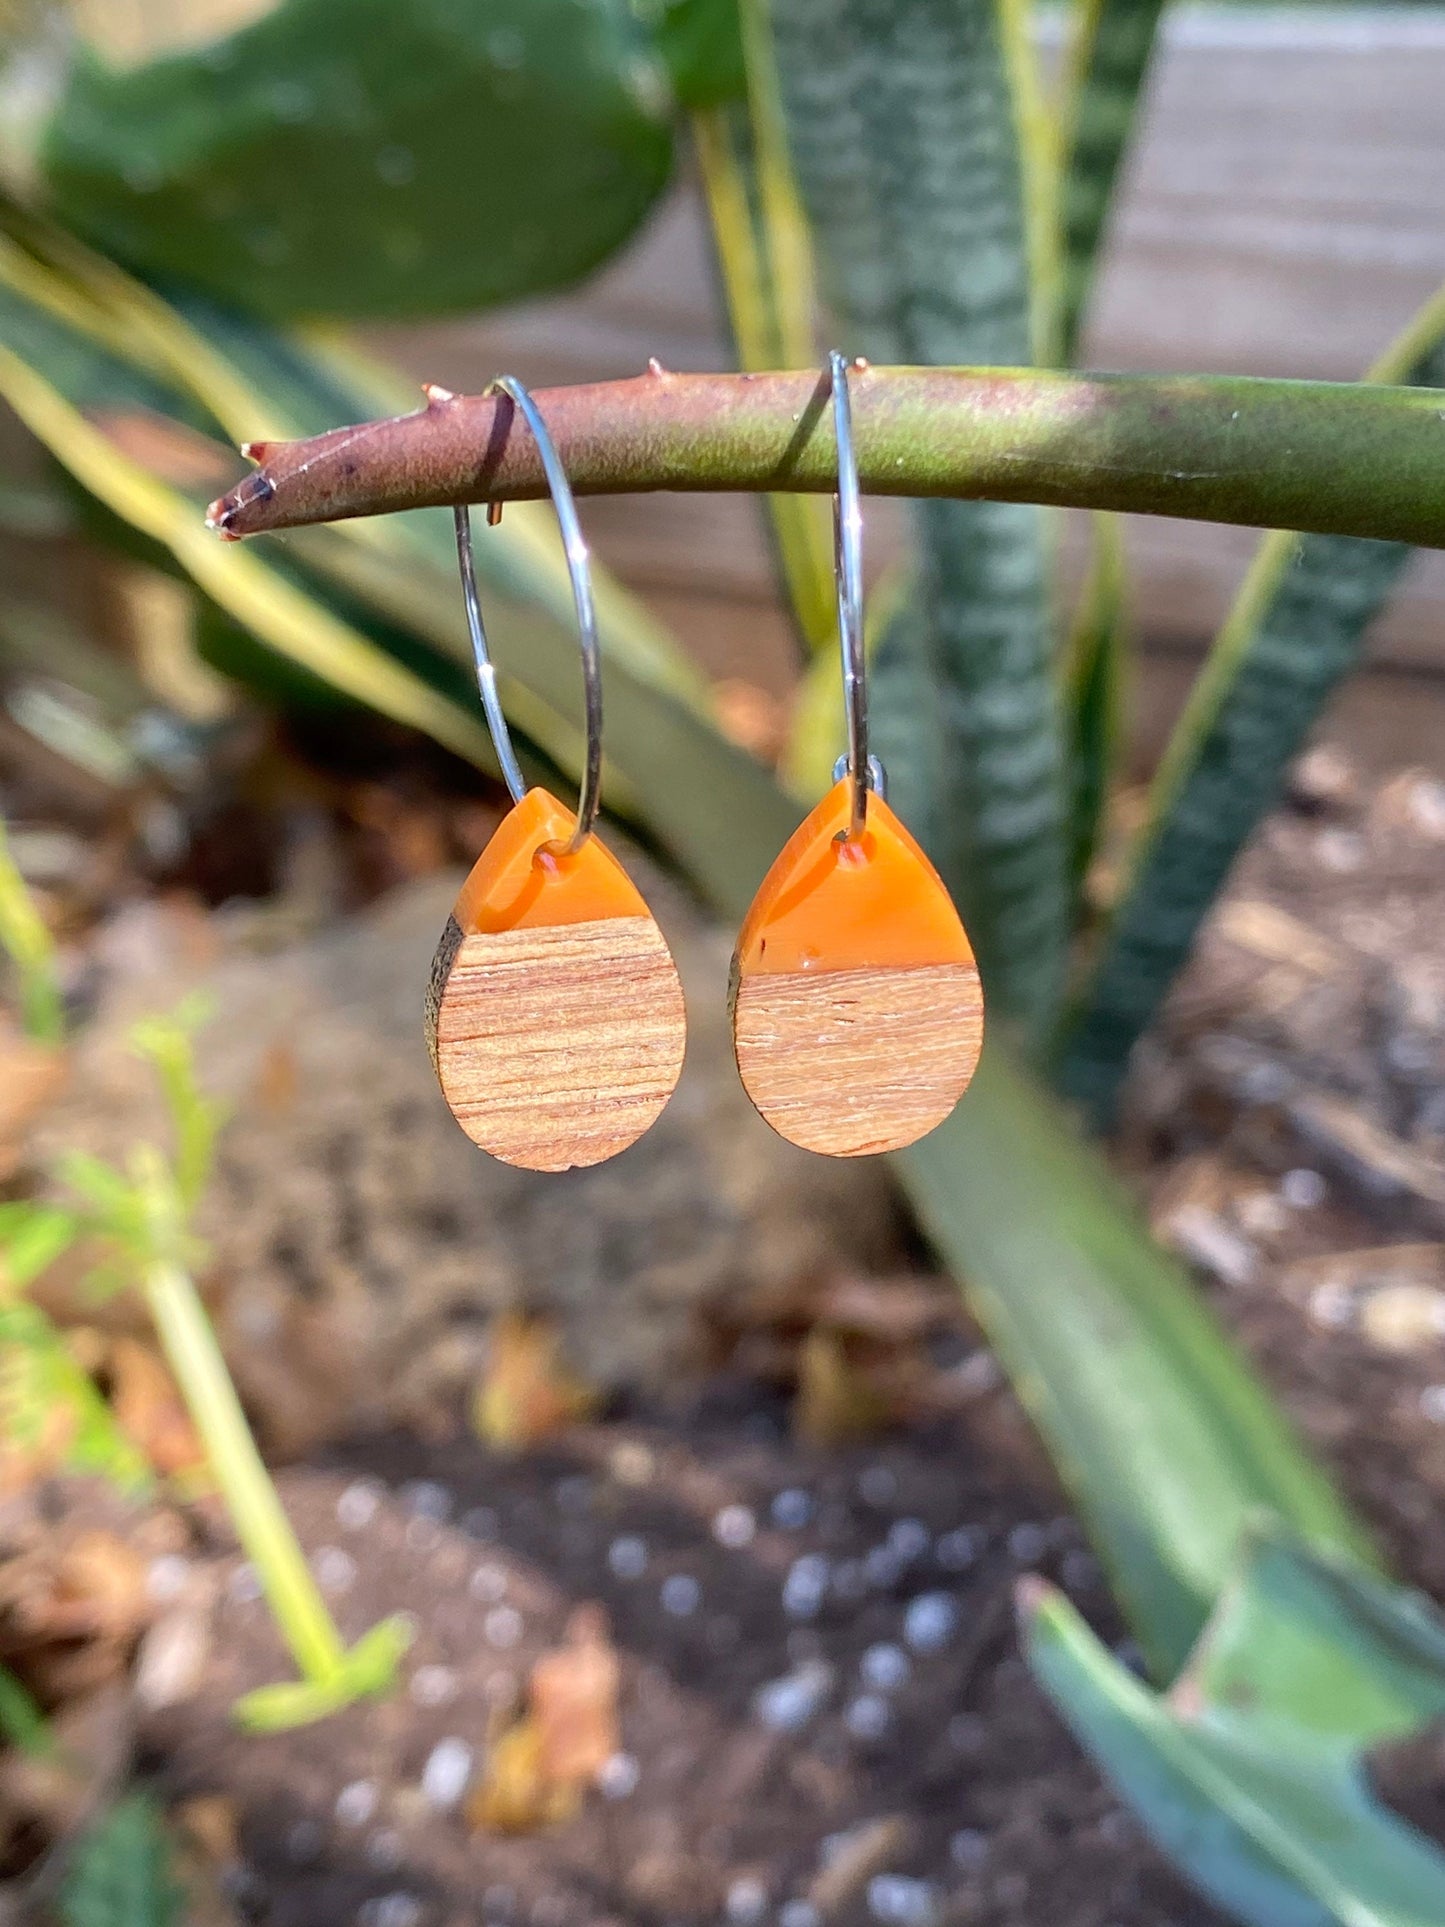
(692, 0, 834, 659)
(1056, 0, 1167, 359)
(1023, 1543, 1445, 1926)
(898, 1045, 1368, 1679)
(770, 0, 1069, 1040)
(1059, 285, 1445, 1119)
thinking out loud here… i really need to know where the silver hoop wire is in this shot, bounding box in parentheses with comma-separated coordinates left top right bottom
(829, 350, 880, 839)
(453, 375, 603, 855)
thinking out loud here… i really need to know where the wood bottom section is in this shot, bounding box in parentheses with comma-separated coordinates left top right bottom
(427, 913, 686, 1171)
(732, 961, 984, 1157)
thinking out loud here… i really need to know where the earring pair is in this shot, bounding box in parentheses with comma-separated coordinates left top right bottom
(426, 357, 984, 1173)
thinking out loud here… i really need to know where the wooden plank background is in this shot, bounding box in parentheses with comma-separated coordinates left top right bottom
(377, 7, 1445, 770)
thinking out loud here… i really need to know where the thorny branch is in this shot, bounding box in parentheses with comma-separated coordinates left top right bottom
(208, 362, 1445, 550)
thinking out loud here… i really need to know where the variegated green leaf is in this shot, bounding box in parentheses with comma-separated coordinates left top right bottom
(770, 0, 1068, 1039)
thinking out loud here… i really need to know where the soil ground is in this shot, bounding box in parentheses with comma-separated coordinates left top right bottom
(6, 731, 1445, 1927)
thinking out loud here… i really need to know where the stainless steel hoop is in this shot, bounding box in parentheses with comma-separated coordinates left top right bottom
(453, 375, 603, 854)
(829, 350, 882, 838)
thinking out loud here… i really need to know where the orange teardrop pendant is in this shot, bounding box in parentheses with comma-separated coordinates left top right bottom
(427, 789, 686, 1171)
(730, 777, 983, 1156)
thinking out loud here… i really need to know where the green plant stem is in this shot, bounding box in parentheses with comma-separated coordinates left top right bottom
(142, 1253, 346, 1684)
(213, 366, 1445, 550)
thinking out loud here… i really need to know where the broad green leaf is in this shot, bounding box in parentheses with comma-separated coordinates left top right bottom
(1064, 509, 1129, 904)
(1023, 1536, 1445, 1926)
(659, 0, 746, 106)
(898, 1046, 1367, 1680)
(1056, 0, 1168, 359)
(0, 1297, 153, 1494)
(1180, 1529, 1445, 1746)
(770, 0, 1069, 1040)
(1060, 284, 1445, 1119)
(38, 0, 674, 322)
(59, 1793, 185, 1927)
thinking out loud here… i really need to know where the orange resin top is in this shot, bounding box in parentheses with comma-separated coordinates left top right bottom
(453, 788, 649, 934)
(734, 777, 974, 977)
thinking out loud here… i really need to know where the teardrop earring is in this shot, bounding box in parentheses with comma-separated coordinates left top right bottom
(425, 376, 686, 1171)
(730, 353, 984, 1157)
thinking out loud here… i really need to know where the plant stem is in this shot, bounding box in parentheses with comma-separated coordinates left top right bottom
(210, 366, 1445, 552)
(142, 1253, 345, 1684)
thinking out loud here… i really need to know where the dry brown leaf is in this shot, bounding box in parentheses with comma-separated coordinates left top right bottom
(0, 1532, 151, 1708)
(472, 1313, 598, 1454)
(103, 1337, 207, 1481)
(251, 1039, 299, 1115)
(0, 1017, 67, 1179)
(470, 1604, 620, 1836)
(793, 1327, 892, 1448)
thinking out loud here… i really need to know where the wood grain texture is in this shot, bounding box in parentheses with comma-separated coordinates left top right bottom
(427, 912, 685, 1171)
(732, 962, 984, 1157)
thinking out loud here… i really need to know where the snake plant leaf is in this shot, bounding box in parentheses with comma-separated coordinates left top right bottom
(35, 0, 674, 322)
(1023, 1533, 1445, 1926)
(1064, 510, 1129, 906)
(770, 0, 1069, 1042)
(58, 1794, 185, 1927)
(1056, 0, 1168, 360)
(898, 1047, 1368, 1680)
(1059, 287, 1445, 1120)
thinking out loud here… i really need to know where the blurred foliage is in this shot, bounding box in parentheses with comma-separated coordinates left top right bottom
(57, 1792, 185, 1927)
(34, 0, 675, 320)
(1026, 1529, 1445, 1923)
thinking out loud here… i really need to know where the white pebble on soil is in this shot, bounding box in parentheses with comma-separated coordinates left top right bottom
(887, 1518, 930, 1561)
(409, 1663, 458, 1708)
(469, 1562, 507, 1603)
(401, 1479, 452, 1521)
(312, 1546, 357, 1596)
(608, 1535, 648, 1580)
(1420, 1385, 1445, 1423)
(485, 1605, 523, 1648)
(935, 1526, 984, 1572)
(335, 1780, 378, 1828)
(661, 1573, 701, 1617)
(903, 1591, 959, 1653)
(780, 1904, 821, 1927)
(336, 1480, 382, 1531)
(1007, 1522, 1047, 1563)
(753, 1660, 833, 1733)
(597, 1751, 640, 1799)
(712, 1503, 757, 1549)
(772, 1488, 814, 1530)
(868, 1875, 938, 1926)
(783, 1555, 830, 1619)
(949, 1828, 989, 1871)
(421, 1737, 473, 1810)
(844, 1693, 891, 1740)
(724, 1875, 768, 1925)
(860, 1643, 911, 1692)
(1281, 1167, 1327, 1209)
